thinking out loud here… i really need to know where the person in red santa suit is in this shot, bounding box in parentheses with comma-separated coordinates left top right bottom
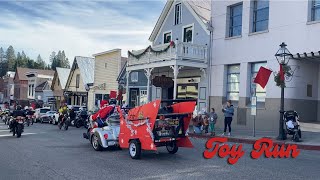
(90, 98, 117, 128)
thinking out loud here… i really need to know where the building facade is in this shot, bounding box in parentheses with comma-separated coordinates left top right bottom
(210, 0, 320, 133)
(65, 56, 95, 107)
(127, 0, 211, 110)
(51, 67, 70, 109)
(2, 71, 15, 103)
(26, 70, 54, 101)
(117, 63, 148, 107)
(88, 49, 126, 110)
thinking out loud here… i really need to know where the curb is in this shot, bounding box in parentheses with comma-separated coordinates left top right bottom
(189, 133, 320, 151)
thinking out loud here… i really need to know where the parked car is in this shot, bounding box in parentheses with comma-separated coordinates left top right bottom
(35, 108, 50, 123)
(44, 111, 56, 124)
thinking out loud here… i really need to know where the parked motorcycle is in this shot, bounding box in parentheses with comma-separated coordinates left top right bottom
(58, 114, 69, 130)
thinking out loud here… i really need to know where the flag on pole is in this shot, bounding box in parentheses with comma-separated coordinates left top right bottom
(279, 64, 285, 81)
(253, 66, 272, 89)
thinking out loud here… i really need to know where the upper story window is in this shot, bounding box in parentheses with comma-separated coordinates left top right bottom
(131, 72, 138, 83)
(227, 64, 240, 101)
(183, 26, 193, 43)
(175, 3, 182, 25)
(312, 0, 320, 21)
(76, 74, 80, 88)
(252, 0, 269, 32)
(228, 3, 243, 37)
(251, 62, 267, 102)
(163, 32, 172, 44)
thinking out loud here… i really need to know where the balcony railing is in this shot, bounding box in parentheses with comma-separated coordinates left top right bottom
(128, 42, 208, 66)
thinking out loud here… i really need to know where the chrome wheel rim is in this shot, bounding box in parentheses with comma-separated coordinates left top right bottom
(92, 136, 99, 149)
(129, 143, 136, 157)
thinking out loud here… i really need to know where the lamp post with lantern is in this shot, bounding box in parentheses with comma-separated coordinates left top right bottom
(274, 42, 293, 140)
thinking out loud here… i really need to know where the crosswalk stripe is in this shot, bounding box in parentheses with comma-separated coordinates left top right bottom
(0, 133, 38, 137)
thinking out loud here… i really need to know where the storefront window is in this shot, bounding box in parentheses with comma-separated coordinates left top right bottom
(227, 64, 240, 101)
(251, 62, 267, 102)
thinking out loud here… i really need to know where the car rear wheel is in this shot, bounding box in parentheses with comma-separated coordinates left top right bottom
(91, 135, 103, 151)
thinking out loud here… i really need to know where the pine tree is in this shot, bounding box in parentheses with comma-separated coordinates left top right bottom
(16, 52, 22, 68)
(36, 54, 46, 69)
(50, 51, 57, 70)
(0, 47, 7, 76)
(6, 46, 16, 71)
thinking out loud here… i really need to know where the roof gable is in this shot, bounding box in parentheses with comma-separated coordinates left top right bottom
(65, 56, 94, 89)
(149, 0, 211, 42)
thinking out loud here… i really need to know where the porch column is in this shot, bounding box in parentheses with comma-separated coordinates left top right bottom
(144, 68, 153, 103)
(126, 70, 131, 104)
(170, 65, 183, 100)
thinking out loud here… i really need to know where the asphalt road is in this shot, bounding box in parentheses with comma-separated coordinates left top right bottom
(0, 122, 319, 180)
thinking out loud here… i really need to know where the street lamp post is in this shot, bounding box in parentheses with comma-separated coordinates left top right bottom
(275, 42, 292, 140)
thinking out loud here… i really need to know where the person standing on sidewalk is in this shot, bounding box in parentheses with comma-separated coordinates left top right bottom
(222, 100, 234, 136)
(209, 108, 218, 136)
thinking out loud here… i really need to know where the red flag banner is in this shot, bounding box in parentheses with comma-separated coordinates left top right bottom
(253, 66, 272, 89)
(110, 91, 117, 99)
(279, 64, 285, 81)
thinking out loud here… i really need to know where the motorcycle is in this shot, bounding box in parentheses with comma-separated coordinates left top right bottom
(58, 114, 69, 130)
(26, 115, 32, 127)
(10, 116, 24, 138)
(74, 113, 89, 128)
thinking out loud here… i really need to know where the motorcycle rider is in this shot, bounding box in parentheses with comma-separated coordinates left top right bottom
(25, 107, 35, 125)
(69, 106, 76, 123)
(90, 98, 117, 128)
(58, 104, 68, 124)
(10, 105, 26, 134)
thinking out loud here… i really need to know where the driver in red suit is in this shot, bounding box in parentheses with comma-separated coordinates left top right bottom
(91, 99, 117, 128)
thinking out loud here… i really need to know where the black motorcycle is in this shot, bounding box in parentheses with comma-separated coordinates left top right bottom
(58, 114, 69, 130)
(10, 117, 24, 138)
(75, 111, 89, 128)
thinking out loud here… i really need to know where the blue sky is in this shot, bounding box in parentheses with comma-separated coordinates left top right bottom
(0, 0, 165, 63)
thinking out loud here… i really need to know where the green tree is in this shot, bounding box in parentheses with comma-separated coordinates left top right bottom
(6, 46, 16, 71)
(36, 54, 46, 69)
(0, 47, 7, 76)
(15, 52, 22, 68)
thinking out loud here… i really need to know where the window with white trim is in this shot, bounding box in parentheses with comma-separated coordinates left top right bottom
(175, 3, 182, 25)
(183, 26, 193, 43)
(228, 3, 243, 37)
(130, 72, 138, 82)
(252, 0, 269, 32)
(164, 32, 172, 44)
(140, 90, 147, 105)
(251, 62, 267, 102)
(312, 0, 320, 21)
(227, 64, 240, 101)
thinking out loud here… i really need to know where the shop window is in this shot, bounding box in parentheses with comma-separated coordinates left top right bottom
(227, 64, 240, 101)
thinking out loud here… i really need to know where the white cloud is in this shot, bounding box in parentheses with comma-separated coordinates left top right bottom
(0, 1, 164, 63)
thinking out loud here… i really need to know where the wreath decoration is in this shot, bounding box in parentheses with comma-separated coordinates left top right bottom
(274, 64, 293, 88)
(128, 41, 175, 59)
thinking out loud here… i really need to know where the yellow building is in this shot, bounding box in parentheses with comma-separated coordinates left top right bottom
(65, 49, 126, 111)
(88, 49, 126, 110)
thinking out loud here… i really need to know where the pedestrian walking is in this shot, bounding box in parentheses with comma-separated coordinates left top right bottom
(209, 108, 218, 136)
(222, 100, 234, 136)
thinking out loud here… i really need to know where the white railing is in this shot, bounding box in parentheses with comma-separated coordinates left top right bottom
(128, 42, 207, 66)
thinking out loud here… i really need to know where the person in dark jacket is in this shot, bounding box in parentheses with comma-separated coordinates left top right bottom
(10, 105, 26, 133)
(222, 100, 234, 136)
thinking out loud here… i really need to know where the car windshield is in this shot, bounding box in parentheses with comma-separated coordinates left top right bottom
(40, 109, 50, 113)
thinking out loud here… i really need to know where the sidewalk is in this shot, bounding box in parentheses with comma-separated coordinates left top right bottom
(188, 123, 320, 151)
